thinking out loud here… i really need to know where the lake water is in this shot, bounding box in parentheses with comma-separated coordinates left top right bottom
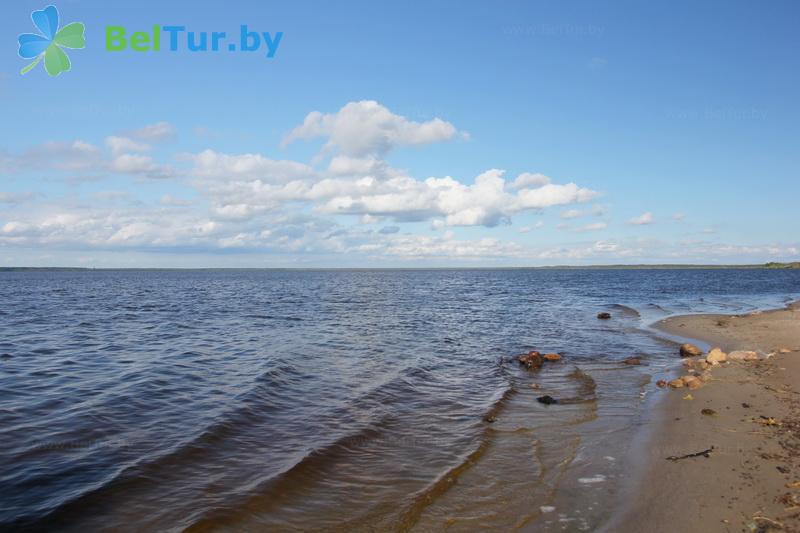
(2, 269, 799, 532)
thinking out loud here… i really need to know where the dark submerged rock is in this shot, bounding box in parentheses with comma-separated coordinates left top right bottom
(537, 395, 558, 405)
(597, 312, 612, 320)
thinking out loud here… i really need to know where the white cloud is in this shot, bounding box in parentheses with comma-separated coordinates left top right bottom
(0, 103, 635, 263)
(510, 172, 551, 189)
(518, 221, 544, 233)
(628, 212, 653, 225)
(580, 222, 608, 231)
(111, 154, 174, 179)
(105, 136, 150, 155)
(20, 141, 103, 172)
(309, 169, 598, 227)
(282, 100, 460, 157)
(188, 149, 315, 183)
(560, 208, 583, 219)
(515, 182, 598, 209)
(130, 121, 176, 141)
(363, 232, 524, 259)
(0, 130, 179, 180)
(160, 194, 193, 206)
(359, 214, 382, 225)
(0, 191, 38, 204)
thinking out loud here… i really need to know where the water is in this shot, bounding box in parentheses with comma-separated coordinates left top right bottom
(1, 269, 798, 532)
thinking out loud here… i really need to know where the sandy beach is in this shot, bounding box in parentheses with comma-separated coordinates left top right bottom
(612, 302, 800, 533)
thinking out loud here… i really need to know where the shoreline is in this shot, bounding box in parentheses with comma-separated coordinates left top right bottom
(609, 302, 800, 532)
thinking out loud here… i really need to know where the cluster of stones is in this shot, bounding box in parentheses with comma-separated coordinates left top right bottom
(655, 343, 772, 390)
(517, 350, 562, 370)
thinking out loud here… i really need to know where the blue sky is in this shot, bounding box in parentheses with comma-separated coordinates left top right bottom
(1, 0, 798, 267)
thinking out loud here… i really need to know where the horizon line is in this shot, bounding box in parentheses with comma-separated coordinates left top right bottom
(2, 262, 798, 272)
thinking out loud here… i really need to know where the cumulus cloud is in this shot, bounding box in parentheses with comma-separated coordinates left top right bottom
(1, 133, 176, 180)
(192, 145, 597, 228)
(282, 100, 460, 157)
(188, 149, 315, 183)
(0, 102, 614, 263)
(309, 169, 598, 227)
(628, 212, 653, 225)
(510, 172, 551, 189)
(102, 123, 175, 158)
(110, 154, 174, 179)
(0, 204, 222, 249)
(105, 135, 150, 155)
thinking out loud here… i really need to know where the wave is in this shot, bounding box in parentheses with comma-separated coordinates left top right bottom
(608, 304, 641, 318)
(183, 420, 396, 531)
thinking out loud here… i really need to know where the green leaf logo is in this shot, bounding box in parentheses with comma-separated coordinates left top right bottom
(18, 5, 85, 77)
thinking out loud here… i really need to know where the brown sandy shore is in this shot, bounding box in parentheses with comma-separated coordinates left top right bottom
(610, 302, 800, 533)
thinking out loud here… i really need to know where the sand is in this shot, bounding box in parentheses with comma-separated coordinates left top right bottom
(609, 302, 800, 533)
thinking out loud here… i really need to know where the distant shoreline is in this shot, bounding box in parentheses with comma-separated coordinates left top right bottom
(1, 262, 799, 272)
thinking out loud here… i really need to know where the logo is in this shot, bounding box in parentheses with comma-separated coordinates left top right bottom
(18, 5, 85, 77)
(104, 25, 283, 57)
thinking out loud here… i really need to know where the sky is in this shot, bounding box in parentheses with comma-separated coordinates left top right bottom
(1, 0, 799, 267)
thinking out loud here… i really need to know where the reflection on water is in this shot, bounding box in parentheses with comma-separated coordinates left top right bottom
(1, 269, 798, 531)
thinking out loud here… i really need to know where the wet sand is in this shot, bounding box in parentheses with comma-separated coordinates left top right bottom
(612, 302, 800, 533)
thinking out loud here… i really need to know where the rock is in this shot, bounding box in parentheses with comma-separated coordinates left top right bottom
(623, 357, 642, 365)
(778, 347, 792, 354)
(706, 348, 727, 365)
(698, 371, 712, 383)
(701, 408, 717, 416)
(518, 351, 543, 370)
(728, 350, 759, 361)
(668, 379, 685, 389)
(656, 379, 667, 388)
(681, 375, 703, 389)
(537, 395, 558, 405)
(680, 343, 703, 357)
(597, 312, 612, 319)
(682, 358, 709, 371)
(484, 415, 496, 423)
(543, 353, 562, 362)
(530, 383, 540, 389)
